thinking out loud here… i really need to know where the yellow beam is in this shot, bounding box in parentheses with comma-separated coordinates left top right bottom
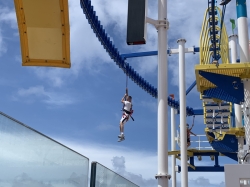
(168, 149, 218, 155)
(205, 127, 245, 140)
(176, 156, 196, 170)
(14, 0, 71, 68)
(168, 150, 194, 156)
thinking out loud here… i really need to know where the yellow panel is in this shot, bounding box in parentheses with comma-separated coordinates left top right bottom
(205, 127, 245, 141)
(14, 0, 71, 68)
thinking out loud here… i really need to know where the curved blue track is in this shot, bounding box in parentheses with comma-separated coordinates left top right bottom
(80, 0, 194, 116)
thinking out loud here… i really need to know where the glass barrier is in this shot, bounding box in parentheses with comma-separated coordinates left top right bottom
(90, 162, 139, 187)
(0, 112, 89, 187)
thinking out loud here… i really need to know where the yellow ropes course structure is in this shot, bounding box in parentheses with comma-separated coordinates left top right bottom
(199, 7, 229, 65)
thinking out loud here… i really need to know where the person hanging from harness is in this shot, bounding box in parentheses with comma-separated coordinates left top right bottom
(187, 116, 197, 147)
(118, 88, 134, 142)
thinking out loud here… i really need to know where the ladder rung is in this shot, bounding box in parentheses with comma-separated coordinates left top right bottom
(205, 105, 231, 110)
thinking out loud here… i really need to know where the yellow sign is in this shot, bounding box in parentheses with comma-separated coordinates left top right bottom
(14, 0, 71, 68)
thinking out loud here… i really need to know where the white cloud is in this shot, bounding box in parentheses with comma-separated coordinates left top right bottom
(14, 85, 78, 106)
(188, 174, 225, 187)
(57, 138, 158, 180)
(32, 68, 71, 88)
(96, 123, 116, 131)
(111, 156, 157, 187)
(139, 100, 157, 113)
(0, 6, 17, 56)
(189, 176, 225, 187)
(0, 6, 16, 28)
(0, 28, 7, 56)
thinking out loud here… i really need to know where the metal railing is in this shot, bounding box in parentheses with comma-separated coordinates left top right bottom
(176, 131, 212, 150)
(190, 135, 213, 150)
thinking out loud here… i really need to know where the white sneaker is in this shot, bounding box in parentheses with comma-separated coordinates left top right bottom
(118, 134, 125, 138)
(118, 136, 125, 142)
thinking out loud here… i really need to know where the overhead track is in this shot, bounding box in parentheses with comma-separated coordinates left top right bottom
(80, 0, 195, 115)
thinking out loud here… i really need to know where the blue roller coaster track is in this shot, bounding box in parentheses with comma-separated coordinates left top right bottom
(80, 0, 194, 115)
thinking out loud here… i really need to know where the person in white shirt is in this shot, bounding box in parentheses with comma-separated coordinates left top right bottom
(118, 92, 132, 142)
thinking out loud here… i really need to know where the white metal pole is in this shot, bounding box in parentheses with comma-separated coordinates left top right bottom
(157, 0, 169, 186)
(171, 107, 176, 187)
(249, 41, 250, 55)
(229, 34, 244, 163)
(229, 34, 238, 64)
(237, 0, 250, 163)
(178, 38, 188, 187)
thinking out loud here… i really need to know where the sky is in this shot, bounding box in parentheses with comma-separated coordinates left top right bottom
(0, 0, 249, 187)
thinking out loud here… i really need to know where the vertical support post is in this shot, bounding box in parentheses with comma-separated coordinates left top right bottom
(237, 0, 250, 163)
(190, 157, 194, 166)
(157, 0, 170, 185)
(214, 155, 219, 167)
(171, 107, 176, 187)
(229, 34, 244, 163)
(237, 0, 249, 63)
(177, 38, 188, 187)
(229, 34, 238, 64)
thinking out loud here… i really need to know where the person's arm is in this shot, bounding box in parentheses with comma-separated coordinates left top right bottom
(189, 123, 195, 130)
(121, 93, 127, 103)
(190, 131, 197, 136)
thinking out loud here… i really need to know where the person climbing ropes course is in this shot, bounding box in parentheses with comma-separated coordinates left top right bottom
(187, 115, 197, 147)
(118, 71, 134, 142)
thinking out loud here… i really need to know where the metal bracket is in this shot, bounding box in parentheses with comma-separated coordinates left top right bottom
(155, 173, 171, 180)
(246, 107, 250, 117)
(146, 17, 169, 30)
(168, 47, 172, 56)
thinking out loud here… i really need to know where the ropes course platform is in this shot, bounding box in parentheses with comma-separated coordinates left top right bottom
(196, 63, 250, 93)
(205, 127, 245, 154)
(168, 149, 235, 172)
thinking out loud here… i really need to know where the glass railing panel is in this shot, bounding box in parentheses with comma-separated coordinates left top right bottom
(90, 162, 139, 187)
(0, 112, 89, 187)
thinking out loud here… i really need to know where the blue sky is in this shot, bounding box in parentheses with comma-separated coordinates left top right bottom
(0, 0, 249, 186)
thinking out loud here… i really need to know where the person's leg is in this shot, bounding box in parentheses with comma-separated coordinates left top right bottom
(119, 119, 127, 138)
(119, 121, 122, 134)
(121, 114, 128, 135)
(119, 113, 126, 135)
(187, 138, 191, 147)
(120, 121, 125, 136)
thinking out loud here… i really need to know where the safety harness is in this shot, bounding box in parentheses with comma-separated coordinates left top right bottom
(122, 96, 134, 121)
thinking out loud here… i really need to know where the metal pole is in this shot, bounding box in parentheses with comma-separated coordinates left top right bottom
(199, 136, 201, 150)
(177, 38, 188, 187)
(157, 0, 169, 186)
(237, 0, 250, 163)
(229, 34, 238, 64)
(229, 34, 244, 163)
(171, 107, 176, 187)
